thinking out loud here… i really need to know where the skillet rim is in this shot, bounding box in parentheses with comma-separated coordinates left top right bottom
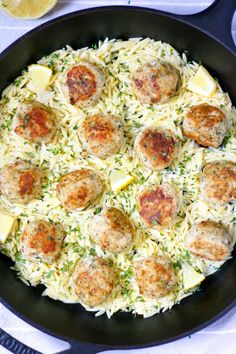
(0, 4, 236, 64)
(1, 295, 236, 350)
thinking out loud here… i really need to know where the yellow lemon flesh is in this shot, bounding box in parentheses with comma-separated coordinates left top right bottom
(182, 263, 205, 290)
(0, 0, 57, 19)
(0, 212, 17, 243)
(110, 170, 135, 193)
(28, 64, 52, 93)
(187, 65, 216, 97)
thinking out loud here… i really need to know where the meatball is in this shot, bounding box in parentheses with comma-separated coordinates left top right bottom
(200, 161, 236, 204)
(134, 127, 179, 171)
(13, 101, 56, 144)
(89, 207, 134, 253)
(186, 221, 232, 261)
(79, 114, 124, 159)
(0, 160, 44, 204)
(132, 62, 180, 104)
(137, 183, 179, 229)
(134, 256, 176, 299)
(183, 104, 228, 148)
(57, 169, 103, 211)
(62, 62, 105, 107)
(73, 257, 116, 307)
(21, 220, 65, 263)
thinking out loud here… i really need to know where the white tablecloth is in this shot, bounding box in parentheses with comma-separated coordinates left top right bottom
(0, 1, 236, 353)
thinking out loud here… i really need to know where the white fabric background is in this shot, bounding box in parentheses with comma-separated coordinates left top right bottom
(0, 1, 236, 353)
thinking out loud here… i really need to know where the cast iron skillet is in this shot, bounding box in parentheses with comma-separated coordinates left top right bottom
(1, 1, 236, 353)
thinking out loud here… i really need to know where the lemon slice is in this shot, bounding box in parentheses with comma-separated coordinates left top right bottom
(187, 65, 216, 97)
(110, 170, 135, 193)
(182, 263, 205, 290)
(0, 212, 17, 243)
(0, 0, 57, 19)
(28, 64, 52, 93)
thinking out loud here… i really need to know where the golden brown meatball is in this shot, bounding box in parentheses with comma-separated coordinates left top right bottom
(13, 102, 56, 144)
(186, 221, 232, 261)
(89, 207, 134, 253)
(62, 62, 105, 107)
(134, 256, 176, 299)
(20, 220, 65, 263)
(137, 183, 179, 229)
(79, 114, 124, 159)
(73, 257, 116, 307)
(134, 127, 179, 171)
(183, 104, 228, 148)
(0, 160, 44, 204)
(132, 62, 180, 104)
(200, 161, 236, 204)
(57, 169, 103, 211)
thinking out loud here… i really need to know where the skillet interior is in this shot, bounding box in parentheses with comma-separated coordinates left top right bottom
(0, 6, 236, 349)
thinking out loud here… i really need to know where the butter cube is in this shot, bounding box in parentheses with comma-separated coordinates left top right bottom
(0, 212, 17, 243)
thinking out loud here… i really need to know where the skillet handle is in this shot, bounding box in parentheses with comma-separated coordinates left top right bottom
(0, 328, 42, 354)
(169, 0, 236, 54)
(0, 327, 108, 354)
(57, 340, 111, 354)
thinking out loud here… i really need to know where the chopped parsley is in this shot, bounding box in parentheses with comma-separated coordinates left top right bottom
(60, 260, 73, 273)
(152, 218, 159, 225)
(89, 248, 96, 256)
(94, 207, 102, 214)
(46, 270, 54, 279)
(133, 121, 143, 129)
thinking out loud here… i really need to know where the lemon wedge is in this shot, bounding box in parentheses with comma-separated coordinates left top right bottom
(182, 263, 205, 290)
(0, 0, 57, 19)
(0, 212, 17, 243)
(28, 64, 52, 93)
(110, 170, 135, 193)
(187, 65, 216, 97)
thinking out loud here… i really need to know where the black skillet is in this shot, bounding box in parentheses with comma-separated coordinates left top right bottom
(0, 1, 236, 353)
